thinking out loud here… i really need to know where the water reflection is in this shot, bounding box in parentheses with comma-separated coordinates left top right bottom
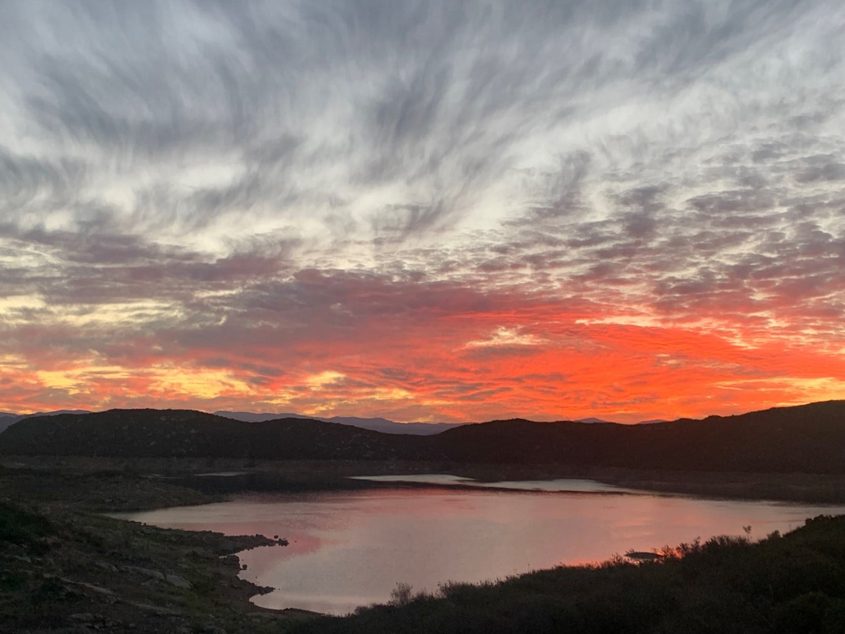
(350, 473, 643, 493)
(117, 479, 845, 615)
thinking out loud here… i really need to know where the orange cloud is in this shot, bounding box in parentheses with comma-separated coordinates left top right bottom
(3, 278, 843, 424)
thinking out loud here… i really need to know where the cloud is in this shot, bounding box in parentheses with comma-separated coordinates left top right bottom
(464, 327, 547, 352)
(0, 1, 843, 419)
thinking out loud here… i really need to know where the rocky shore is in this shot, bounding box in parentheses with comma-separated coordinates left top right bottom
(0, 465, 302, 633)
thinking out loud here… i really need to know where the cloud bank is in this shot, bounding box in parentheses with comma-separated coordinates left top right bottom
(1, 0, 844, 421)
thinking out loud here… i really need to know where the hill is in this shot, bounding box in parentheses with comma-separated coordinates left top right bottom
(0, 409, 416, 460)
(431, 400, 845, 472)
(1, 401, 844, 474)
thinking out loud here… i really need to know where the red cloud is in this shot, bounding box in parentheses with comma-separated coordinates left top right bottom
(2, 269, 843, 422)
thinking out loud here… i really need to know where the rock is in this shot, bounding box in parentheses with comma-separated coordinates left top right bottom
(165, 573, 192, 589)
(123, 565, 166, 581)
(94, 560, 118, 573)
(69, 612, 95, 622)
(124, 600, 183, 616)
(58, 577, 115, 596)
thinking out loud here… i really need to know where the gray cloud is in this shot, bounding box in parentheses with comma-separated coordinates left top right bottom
(3, 0, 836, 244)
(1, 0, 844, 414)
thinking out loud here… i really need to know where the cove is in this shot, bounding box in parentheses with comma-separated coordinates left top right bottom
(115, 477, 845, 615)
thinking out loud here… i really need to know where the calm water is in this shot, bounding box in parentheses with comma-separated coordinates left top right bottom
(117, 477, 845, 615)
(349, 473, 645, 493)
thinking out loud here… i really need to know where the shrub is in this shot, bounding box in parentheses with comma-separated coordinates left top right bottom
(390, 582, 414, 606)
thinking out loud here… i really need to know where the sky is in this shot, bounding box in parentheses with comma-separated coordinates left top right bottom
(1, 0, 844, 422)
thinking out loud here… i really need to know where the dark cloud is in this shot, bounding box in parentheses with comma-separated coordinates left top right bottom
(794, 157, 845, 183)
(5, 0, 834, 243)
(0, 146, 87, 213)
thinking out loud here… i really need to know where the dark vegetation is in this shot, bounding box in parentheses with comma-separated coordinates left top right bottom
(293, 515, 845, 634)
(2, 400, 844, 473)
(0, 468, 298, 633)
(0, 463, 216, 512)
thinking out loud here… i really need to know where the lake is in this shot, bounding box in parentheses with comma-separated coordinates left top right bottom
(116, 475, 845, 615)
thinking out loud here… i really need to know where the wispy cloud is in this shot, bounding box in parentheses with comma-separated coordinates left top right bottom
(0, 1, 843, 419)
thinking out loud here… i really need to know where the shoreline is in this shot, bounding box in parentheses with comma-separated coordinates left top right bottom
(3, 458, 845, 631)
(0, 498, 301, 632)
(110, 473, 845, 618)
(6, 455, 845, 505)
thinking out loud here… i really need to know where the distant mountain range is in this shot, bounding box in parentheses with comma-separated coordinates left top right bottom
(0, 410, 90, 435)
(210, 411, 646, 431)
(213, 411, 462, 435)
(1, 401, 843, 474)
(0, 415, 17, 435)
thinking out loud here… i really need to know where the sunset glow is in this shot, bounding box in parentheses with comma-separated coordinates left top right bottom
(1, 1, 844, 422)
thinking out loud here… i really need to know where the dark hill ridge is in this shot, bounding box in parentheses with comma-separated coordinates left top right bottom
(0, 409, 416, 460)
(0, 401, 844, 474)
(433, 400, 845, 472)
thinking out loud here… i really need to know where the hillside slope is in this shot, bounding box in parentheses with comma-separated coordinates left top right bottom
(1, 401, 844, 474)
(430, 400, 845, 473)
(0, 409, 415, 460)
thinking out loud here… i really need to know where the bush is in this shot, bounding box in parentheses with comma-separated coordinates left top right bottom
(773, 592, 831, 633)
(390, 582, 413, 606)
